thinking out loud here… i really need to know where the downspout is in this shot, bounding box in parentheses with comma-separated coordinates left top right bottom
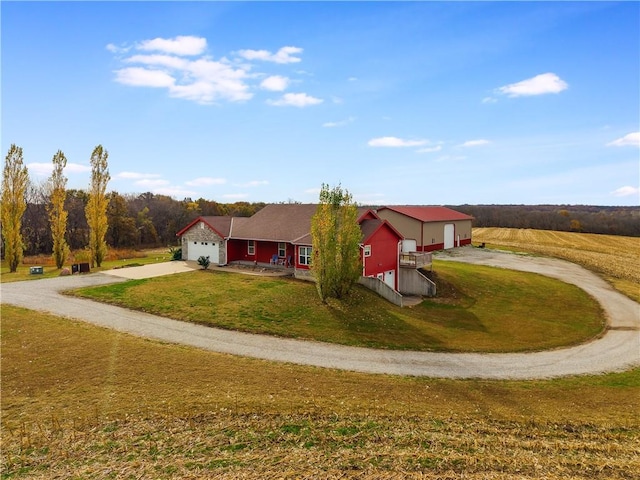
(397, 240, 401, 291)
(360, 244, 365, 276)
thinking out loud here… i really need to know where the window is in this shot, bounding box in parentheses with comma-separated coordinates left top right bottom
(248, 240, 255, 255)
(278, 242, 286, 258)
(363, 245, 371, 257)
(299, 246, 312, 266)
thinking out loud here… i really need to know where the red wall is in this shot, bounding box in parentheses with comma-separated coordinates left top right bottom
(362, 226, 401, 286)
(227, 239, 293, 266)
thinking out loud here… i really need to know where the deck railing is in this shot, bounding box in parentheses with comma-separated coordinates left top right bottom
(399, 252, 432, 269)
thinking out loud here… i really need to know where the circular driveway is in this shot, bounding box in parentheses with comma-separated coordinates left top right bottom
(2, 251, 638, 379)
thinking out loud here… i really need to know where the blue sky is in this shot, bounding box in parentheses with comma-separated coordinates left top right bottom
(2, 1, 639, 206)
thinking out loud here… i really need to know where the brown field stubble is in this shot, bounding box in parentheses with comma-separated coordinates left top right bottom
(2, 306, 639, 479)
(472, 228, 640, 301)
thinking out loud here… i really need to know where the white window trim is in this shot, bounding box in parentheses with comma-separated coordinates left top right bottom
(278, 242, 286, 258)
(299, 246, 312, 266)
(363, 245, 372, 257)
(248, 240, 255, 255)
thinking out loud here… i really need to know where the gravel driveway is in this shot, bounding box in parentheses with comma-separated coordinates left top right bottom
(2, 252, 638, 379)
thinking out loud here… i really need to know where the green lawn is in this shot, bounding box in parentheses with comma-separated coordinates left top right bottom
(69, 260, 605, 352)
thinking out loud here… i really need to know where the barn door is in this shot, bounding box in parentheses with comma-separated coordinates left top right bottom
(444, 224, 455, 249)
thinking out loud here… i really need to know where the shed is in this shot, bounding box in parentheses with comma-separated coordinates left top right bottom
(376, 206, 473, 252)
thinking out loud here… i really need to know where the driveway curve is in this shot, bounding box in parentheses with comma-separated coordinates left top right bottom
(2, 249, 638, 379)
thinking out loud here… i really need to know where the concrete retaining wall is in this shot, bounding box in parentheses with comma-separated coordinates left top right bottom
(399, 268, 436, 297)
(358, 276, 404, 307)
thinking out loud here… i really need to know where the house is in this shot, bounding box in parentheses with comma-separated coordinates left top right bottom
(176, 204, 405, 290)
(376, 206, 473, 252)
(176, 216, 233, 265)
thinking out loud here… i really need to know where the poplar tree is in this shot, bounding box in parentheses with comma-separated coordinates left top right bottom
(310, 183, 362, 301)
(85, 145, 110, 267)
(1, 144, 29, 272)
(47, 150, 70, 268)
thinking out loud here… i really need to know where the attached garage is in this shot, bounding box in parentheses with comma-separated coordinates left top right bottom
(176, 217, 232, 265)
(187, 240, 219, 262)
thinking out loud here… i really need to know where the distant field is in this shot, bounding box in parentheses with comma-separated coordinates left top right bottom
(473, 228, 640, 301)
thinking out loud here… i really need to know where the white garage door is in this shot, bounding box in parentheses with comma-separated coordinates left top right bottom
(444, 224, 455, 249)
(188, 240, 219, 262)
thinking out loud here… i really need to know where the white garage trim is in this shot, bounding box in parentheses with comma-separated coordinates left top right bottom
(187, 240, 219, 263)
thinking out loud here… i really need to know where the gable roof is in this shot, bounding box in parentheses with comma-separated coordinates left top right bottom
(229, 204, 319, 242)
(359, 218, 403, 243)
(377, 205, 473, 222)
(175, 215, 233, 238)
(177, 205, 392, 245)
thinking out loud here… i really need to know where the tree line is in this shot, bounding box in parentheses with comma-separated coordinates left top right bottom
(3, 143, 638, 273)
(1, 144, 266, 271)
(2, 144, 361, 302)
(449, 204, 640, 237)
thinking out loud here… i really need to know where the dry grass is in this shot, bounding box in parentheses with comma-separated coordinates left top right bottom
(2, 305, 639, 479)
(1, 248, 171, 283)
(472, 228, 640, 301)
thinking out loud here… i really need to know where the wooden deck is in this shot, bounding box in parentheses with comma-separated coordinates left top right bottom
(399, 252, 432, 269)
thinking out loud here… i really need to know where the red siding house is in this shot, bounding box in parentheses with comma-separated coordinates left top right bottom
(176, 204, 404, 290)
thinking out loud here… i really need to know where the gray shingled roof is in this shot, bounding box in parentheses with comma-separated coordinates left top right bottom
(229, 204, 371, 243)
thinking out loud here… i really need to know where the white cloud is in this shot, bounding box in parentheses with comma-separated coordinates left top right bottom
(135, 179, 170, 188)
(460, 139, 491, 147)
(66, 163, 92, 173)
(26, 163, 53, 176)
(27, 162, 90, 176)
(416, 145, 442, 154)
(497, 73, 568, 97)
(114, 55, 252, 103)
(114, 67, 175, 88)
(260, 75, 289, 91)
(267, 92, 323, 107)
(116, 171, 161, 179)
(237, 46, 303, 64)
(368, 136, 428, 148)
(482, 96, 497, 104)
(611, 186, 639, 197)
(137, 35, 207, 56)
(106, 43, 131, 54)
(111, 38, 308, 105)
(322, 116, 355, 128)
(185, 177, 227, 187)
(234, 180, 269, 187)
(125, 54, 188, 70)
(607, 132, 640, 147)
(304, 187, 321, 195)
(348, 76, 358, 82)
(151, 186, 198, 198)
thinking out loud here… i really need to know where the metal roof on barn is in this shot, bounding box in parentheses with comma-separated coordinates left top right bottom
(377, 206, 473, 222)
